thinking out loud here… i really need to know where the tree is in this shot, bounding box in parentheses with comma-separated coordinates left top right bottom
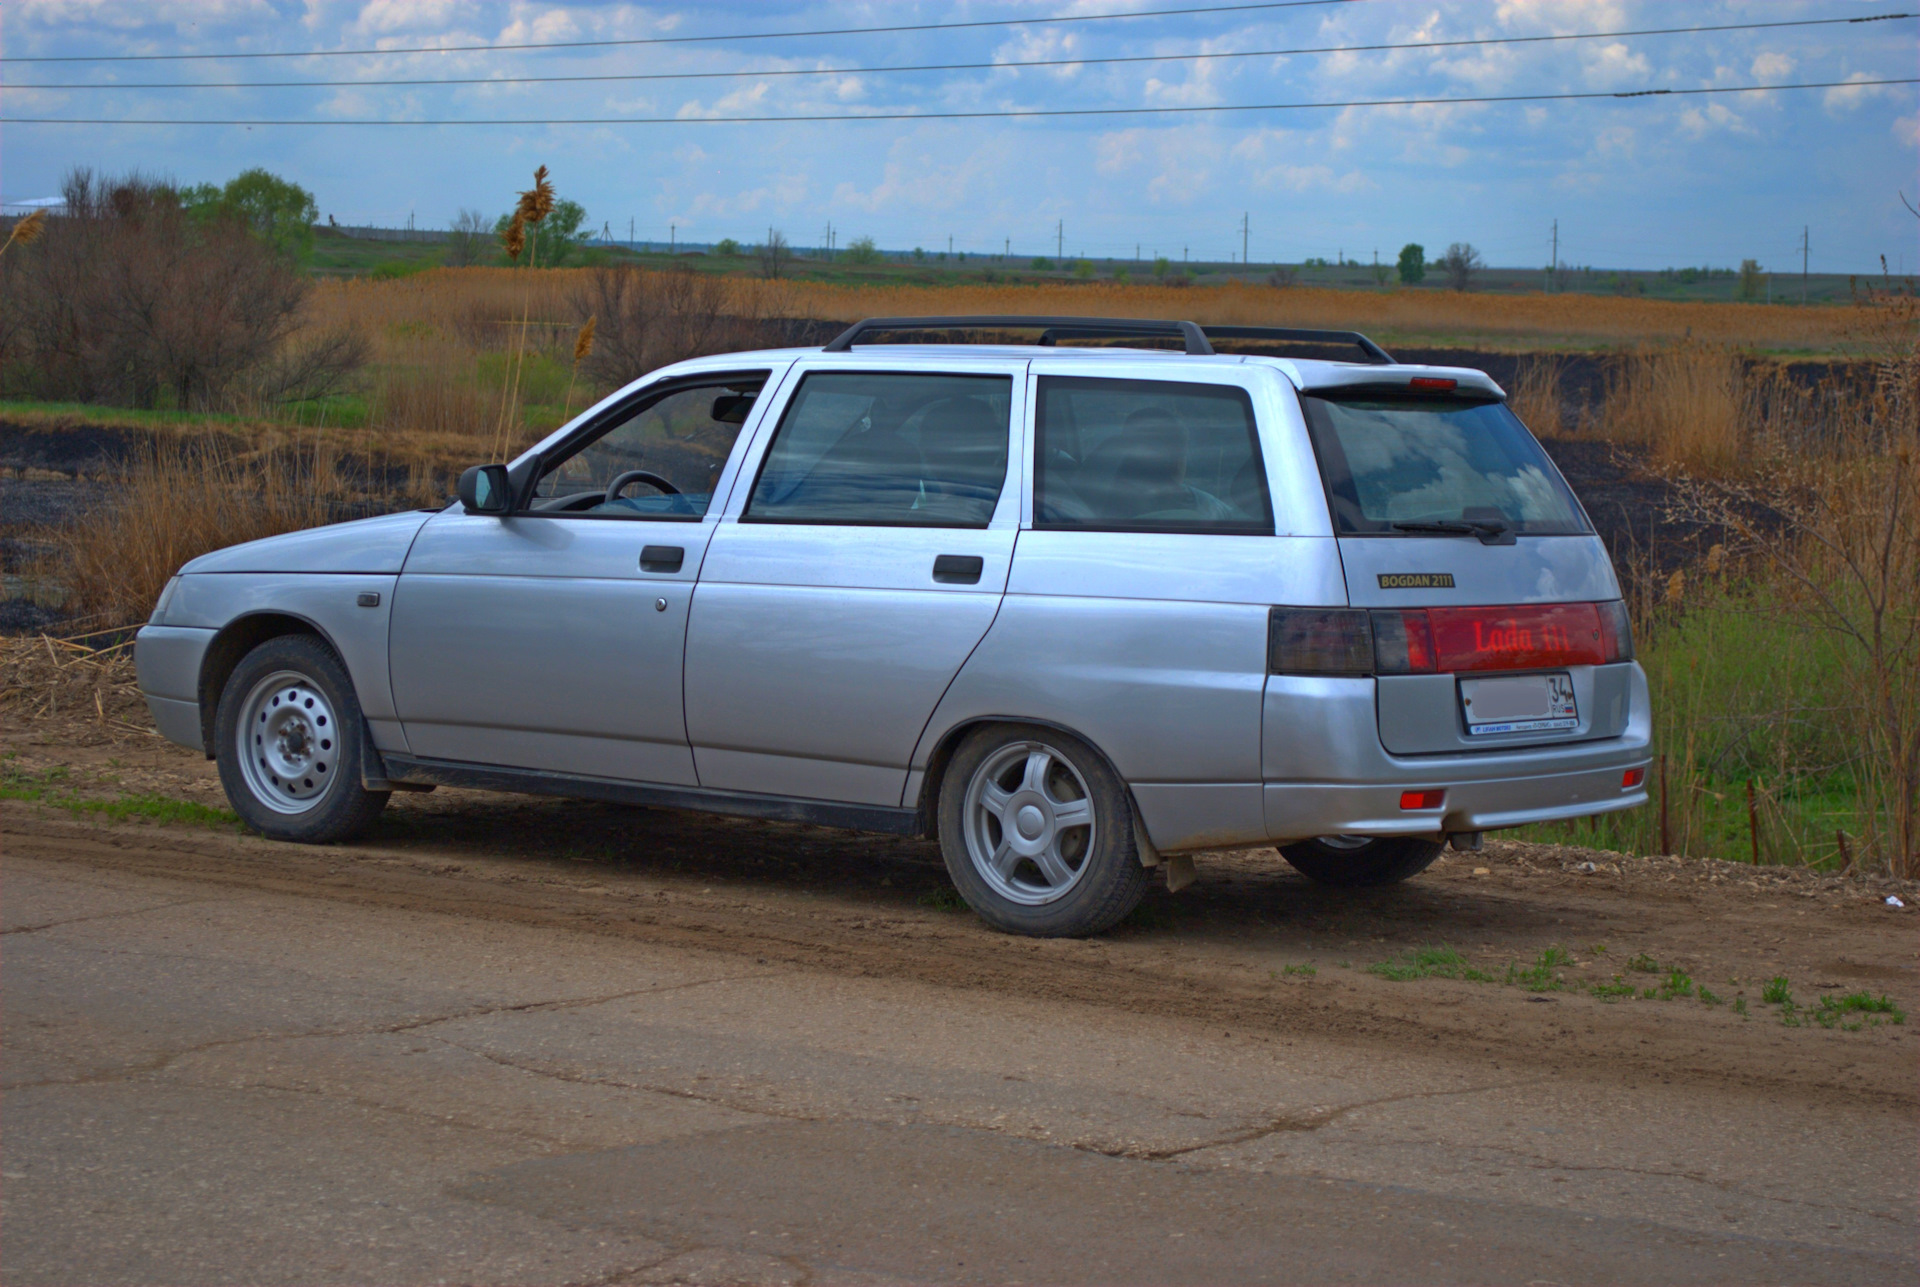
(445, 208, 490, 267)
(1440, 242, 1482, 291)
(1031, 257, 1054, 271)
(1152, 255, 1170, 278)
(493, 197, 590, 267)
(714, 237, 740, 257)
(184, 168, 317, 259)
(1073, 259, 1095, 279)
(756, 229, 791, 279)
(1396, 243, 1426, 285)
(843, 235, 879, 265)
(1738, 258, 1765, 300)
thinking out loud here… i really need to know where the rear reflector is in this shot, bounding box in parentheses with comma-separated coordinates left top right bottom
(1622, 767, 1646, 789)
(1400, 790, 1446, 810)
(1277, 601, 1634, 676)
(1408, 376, 1457, 391)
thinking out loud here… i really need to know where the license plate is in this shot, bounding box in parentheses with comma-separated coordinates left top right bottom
(1460, 672, 1578, 736)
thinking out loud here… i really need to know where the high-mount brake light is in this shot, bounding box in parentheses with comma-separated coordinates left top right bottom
(1408, 376, 1457, 391)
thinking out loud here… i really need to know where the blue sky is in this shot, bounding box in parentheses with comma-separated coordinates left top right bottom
(3, 0, 1914, 271)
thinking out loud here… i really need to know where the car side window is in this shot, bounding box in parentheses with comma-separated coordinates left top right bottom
(528, 377, 766, 519)
(744, 371, 1012, 527)
(1034, 376, 1274, 534)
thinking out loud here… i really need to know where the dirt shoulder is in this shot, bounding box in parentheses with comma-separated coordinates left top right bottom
(6, 674, 1914, 1115)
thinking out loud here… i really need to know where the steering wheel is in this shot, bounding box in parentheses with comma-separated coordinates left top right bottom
(604, 469, 680, 505)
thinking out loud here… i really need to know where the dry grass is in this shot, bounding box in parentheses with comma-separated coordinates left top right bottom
(300, 268, 1877, 358)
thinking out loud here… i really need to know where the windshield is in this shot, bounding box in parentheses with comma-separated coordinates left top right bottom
(1300, 393, 1589, 536)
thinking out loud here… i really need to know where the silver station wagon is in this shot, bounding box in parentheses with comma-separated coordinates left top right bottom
(137, 316, 1651, 937)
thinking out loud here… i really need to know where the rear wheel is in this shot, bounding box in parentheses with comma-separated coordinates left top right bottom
(937, 724, 1147, 937)
(1280, 835, 1443, 888)
(215, 634, 389, 843)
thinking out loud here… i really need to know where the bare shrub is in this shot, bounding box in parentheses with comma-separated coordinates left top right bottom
(571, 265, 752, 391)
(0, 169, 348, 411)
(1440, 242, 1482, 292)
(1601, 344, 1746, 474)
(446, 208, 491, 267)
(756, 230, 791, 280)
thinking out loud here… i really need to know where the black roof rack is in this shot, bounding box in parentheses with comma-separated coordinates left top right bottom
(821, 315, 1393, 364)
(823, 315, 1213, 355)
(1201, 326, 1394, 365)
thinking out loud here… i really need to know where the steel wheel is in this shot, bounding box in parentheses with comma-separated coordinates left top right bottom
(962, 740, 1096, 906)
(235, 669, 340, 814)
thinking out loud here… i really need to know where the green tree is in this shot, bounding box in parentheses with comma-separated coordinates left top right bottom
(1738, 258, 1765, 300)
(1031, 257, 1054, 271)
(844, 235, 880, 265)
(1073, 259, 1095, 279)
(714, 237, 740, 257)
(184, 168, 318, 259)
(494, 197, 589, 267)
(1152, 255, 1170, 278)
(1396, 243, 1425, 285)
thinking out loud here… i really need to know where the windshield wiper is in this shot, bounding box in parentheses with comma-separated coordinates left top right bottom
(1391, 519, 1515, 546)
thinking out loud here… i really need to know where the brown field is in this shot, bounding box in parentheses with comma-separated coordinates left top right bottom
(306, 267, 1877, 357)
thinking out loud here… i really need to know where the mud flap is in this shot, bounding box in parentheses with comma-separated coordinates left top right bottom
(1131, 797, 1196, 893)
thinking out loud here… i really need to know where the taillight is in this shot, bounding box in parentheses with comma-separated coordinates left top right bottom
(1426, 603, 1607, 671)
(1597, 599, 1634, 663)
(1369, 609, 1437, 674)
(1268, 607, 1372, 675)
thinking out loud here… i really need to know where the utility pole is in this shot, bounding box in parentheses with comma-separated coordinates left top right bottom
(948, 234, 953, 257)
(1004, 236, 1009, 260)
(1056, 219, 1063, 261)
(1801, 225, 1809, 302)
(1135, 243, 1140, 261)
(669, 223, 675, 254)
(1241, 211, 1249, 267)
(1548, 218, 1558, 293)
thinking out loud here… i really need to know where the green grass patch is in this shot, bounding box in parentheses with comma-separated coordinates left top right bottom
(1505, 945, 1573, 992)
(1762, 976, 1794, 1005)
(915, 886, 967, 913)
(2, 769, 238, 829)
(1368, 944, 1497, 983)
(1811, 992, 1906, 1029)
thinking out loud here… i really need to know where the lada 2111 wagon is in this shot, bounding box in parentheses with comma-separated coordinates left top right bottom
(137, 315, 1651, 937)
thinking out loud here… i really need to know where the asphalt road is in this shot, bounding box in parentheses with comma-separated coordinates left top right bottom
(4, 824, 1914, 1285)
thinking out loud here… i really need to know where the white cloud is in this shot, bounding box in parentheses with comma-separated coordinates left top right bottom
(1895, 114, 1920, 148)
(1580, 42, 1651, 89)
(351, 0, 460, 34)
(1678, 103, 1752, 137)
(1825, 72, 1893, 112)
(1750, 52, 1795, 81)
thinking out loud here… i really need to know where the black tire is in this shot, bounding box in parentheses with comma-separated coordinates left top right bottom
(214, 633, 389, 843)
(1280, 835, 1443, 888)
(936, 723, 1148, 937)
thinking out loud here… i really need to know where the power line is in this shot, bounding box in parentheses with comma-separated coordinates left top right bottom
(6, 77, 1910, 126)
(10, 13, 1906, 91)
(0, 0, 1362, 65)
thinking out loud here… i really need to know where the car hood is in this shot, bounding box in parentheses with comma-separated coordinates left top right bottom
(180, 509, 438, 575)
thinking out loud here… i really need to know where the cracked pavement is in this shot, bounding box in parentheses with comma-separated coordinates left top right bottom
(4, 812, 1916, 1284)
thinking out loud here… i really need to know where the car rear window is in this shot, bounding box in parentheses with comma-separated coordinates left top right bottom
(1299, 393, 1589, 536)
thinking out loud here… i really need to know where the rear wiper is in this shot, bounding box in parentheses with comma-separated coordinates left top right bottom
(1391, 519, 1516, 546)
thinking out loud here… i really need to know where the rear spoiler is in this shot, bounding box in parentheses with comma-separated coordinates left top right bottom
(1285, 364, 1506, 401)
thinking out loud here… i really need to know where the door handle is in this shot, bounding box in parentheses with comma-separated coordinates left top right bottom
(640, 545, 685, 573)
(932, 554, 984, 585)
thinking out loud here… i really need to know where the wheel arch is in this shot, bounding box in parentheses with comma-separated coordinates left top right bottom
(913, 714, 1136, 839)
(196, 612, 345, 756)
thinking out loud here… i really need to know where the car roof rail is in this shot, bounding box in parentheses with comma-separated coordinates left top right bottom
(822, 315, 1215, 356)
(1200, 326, 1395, 365)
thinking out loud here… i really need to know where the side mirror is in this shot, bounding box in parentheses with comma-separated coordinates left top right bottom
(458, 464, 512, 516)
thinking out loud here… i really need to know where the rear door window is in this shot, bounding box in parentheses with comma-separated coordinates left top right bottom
(1034, 377, 1273, 534)
(1300, 393, 1589, 536)
(744, 371, 1012, 527)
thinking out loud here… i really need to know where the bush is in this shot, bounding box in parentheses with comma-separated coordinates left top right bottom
(0, 169, 357, 411)
(183, 168, 317, 260)
(493, 197, 589, 267)
(1440, 242, 1481, 291)
(714, 238, 740, 257)
(570, 264, 773, 391)
(1031, 257, 1054, 271)
(445, 209, 491, 267)
(843, 236, 880, 266)
(1073, 259, 1095, 279)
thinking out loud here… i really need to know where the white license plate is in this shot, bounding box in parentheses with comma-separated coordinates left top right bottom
(1460, 672, 1578, 735)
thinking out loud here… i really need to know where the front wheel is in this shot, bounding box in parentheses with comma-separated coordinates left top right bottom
(937, 724, 1147, 937)
(1280, 835, 1443, 887)
(214, 634, 389, 843)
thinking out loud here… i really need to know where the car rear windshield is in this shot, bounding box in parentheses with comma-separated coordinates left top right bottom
(1299, 392, 1589, 536)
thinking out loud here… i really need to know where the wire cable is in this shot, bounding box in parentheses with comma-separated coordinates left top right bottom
(9, 13, 1906, 91)
(6, 77, 1910, 126)
(0, 0, 1362, 65)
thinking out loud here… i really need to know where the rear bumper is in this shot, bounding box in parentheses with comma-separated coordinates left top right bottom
(1263, 762, 1648, 842)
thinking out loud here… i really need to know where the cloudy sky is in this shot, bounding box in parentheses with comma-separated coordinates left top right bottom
(3, 0, 1914, 271)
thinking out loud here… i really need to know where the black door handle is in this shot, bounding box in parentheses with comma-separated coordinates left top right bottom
(640, 545, 685, 573)
(932, 554, 984, 585)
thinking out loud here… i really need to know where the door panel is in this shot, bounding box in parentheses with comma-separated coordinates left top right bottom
(390, 511, 711, 784)
(684, 526, 1013, 804)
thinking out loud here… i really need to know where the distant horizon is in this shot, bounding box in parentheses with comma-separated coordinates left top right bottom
(3, 0, 1913, 275)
